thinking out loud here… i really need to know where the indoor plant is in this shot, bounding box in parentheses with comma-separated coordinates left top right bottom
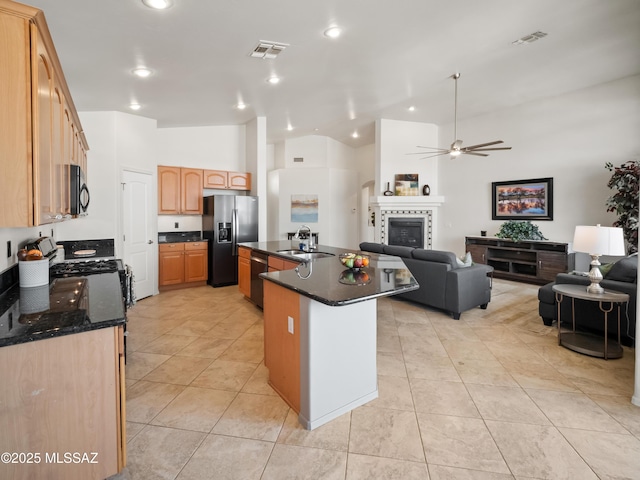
(495, 220, 547, 243)
(605, 161, 639, 254)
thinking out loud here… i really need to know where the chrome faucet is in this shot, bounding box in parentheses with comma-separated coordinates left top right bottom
(294, 225, 313, 251)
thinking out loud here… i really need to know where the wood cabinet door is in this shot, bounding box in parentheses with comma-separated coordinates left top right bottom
(52, 84, 65, 219)
(202, 169, 228, 189)
(228, 171, 251, 190)
(158, 166, 181, 214)
(238, 256, 251, 297)
(466, 244, 488, 264)
(62, 107, 72, 215)
(159, 250, 184, 286)
(184, 243, 208, 282)
(181, 168, 203, 214)
(538, 251, 568, 282)
(33, 26, 55, 226)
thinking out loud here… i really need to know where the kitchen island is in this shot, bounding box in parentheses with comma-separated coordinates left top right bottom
(239, 241, 418, 430)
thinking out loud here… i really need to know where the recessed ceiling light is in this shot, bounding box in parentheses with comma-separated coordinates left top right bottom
(267, 76, 281, 85)
(236, 102, 247, 110)
(352, 131, 359, 138)
(132, 67, 152, 78)
(287, 124, 293, 131)
(408, 106, 415, 112)
(142, 0, 173, 9)
(324, 26, 342, 38)
(129, 103, 142, 110)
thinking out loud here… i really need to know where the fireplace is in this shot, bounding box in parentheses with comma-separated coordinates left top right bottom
(388, 217, 425, 248)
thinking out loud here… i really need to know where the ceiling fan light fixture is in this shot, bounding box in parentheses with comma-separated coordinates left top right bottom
(142, 0, 173, 10)
(132, 67, 152, 78)
(129, 103, 142, 110)
(324, 26, 342, 38)
(267, 76, 281, 85)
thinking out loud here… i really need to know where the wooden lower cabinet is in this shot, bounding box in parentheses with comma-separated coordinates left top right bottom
(159, 241, 208, 290)
(263, 281, 300, 412)
(238, 246, 251, 298)
(267, 255, 301, 272)
(0, 326, 126, 480)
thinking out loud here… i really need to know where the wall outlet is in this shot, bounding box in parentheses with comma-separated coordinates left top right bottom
(287, 316, 294, 334)
(174, 222, 179, 228)
(6, 240, 11, 258)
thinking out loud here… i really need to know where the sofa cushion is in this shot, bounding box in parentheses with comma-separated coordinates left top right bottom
(359, 242, 385, 254)
(383, 245, 415, 258)
(605, 255, 638, 283)
(411, 249, 458, 269)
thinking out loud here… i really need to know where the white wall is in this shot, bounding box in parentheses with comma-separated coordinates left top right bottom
(246, 117, 268, 240)
(438, 75, 640, 254)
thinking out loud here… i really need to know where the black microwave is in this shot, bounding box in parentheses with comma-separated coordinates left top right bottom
(69, 165, 90, 215)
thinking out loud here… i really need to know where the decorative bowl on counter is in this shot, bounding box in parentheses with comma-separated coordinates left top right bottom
(338, 253, 370, 271)
(338, 269, 371, 286)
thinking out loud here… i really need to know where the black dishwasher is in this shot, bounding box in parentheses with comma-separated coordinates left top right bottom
(250, 251, 268, 308)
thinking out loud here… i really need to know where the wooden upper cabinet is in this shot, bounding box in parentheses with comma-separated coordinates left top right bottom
(203, 169, 251, 191)
(0, 2, 88, 227)
(158, 166, 203, 215)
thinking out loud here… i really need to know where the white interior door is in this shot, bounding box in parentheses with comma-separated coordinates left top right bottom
(122, 169, 155, 300)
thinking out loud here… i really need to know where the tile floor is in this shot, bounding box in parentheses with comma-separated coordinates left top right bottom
(112, 279, 640, 480)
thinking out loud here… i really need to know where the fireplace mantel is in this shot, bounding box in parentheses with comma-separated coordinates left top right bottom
(370, 196, 445, 209)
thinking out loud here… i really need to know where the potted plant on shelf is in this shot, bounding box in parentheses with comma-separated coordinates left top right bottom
(605, 161, 639, 254)
(495, 220, 547, 243)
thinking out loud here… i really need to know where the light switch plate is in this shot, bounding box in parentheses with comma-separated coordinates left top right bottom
(287, 316, 294, 334)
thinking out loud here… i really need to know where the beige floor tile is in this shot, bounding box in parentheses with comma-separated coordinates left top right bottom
(126, 351, 171, 380)
(136, 334, 198, 355)
(471, 326, 523, 344)
(433, 322, 482, 342)
(504, 361, 580, 392)
(126, 425, 205, 480)
(203, 321, 253, 339)
(212, 392, 289, 441)
(428, 464, 514, 480)
(126, 332, 161, 352)
(241, 362, 279, 396)
(142, 355, 213, 385)
(175, 434, 273, 480)
(377, 334, 403, 354)
(483, 341, 548, 365)
(589, 394, 640, 437)
(526, 388, 628, 433)
(559, 427, 640, 480)
(442, 340, 499, 363)
(218, 337, 264, 364)
(349, 406, 425, 462)
(191, 359, 257, 391)
(466, 384, 550, 425)
(401, 335, 449, 357)
(176, 336, 235, 359)
(410, 378, 480, 417)
(277, 409, 350, 451)
(454, 360, 519, 387)
(126, 421, 145, 442)
(166, 319, 216, 337)
(126, 380, 185, 423)
(367, 374, 415, 411)
(404, 353, 461, 382)
(150, 386, 236, 432)
(417, 413, 510, 474)
(377, 351, 408, 377)
(485, 420, 598, 479)
(261, 444, 347, 480)
(346, 453, 429, 480)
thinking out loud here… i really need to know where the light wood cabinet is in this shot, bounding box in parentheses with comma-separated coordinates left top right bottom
(159, 241, 208, 289)
(203, 169, 251, 191)
(267, 255, 301, 272)
(0, 326, 126, 479)
(238, 246, 252, 298)
(0, 1, 88, 227)
(158, 166, 203, 214)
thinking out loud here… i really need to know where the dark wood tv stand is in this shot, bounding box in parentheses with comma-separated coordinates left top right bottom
(465, 236, 572, 285)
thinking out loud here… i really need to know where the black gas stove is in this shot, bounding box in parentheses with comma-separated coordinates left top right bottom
(50, 259, 124, 277)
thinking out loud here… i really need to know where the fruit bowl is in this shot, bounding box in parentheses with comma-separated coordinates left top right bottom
(339, 269, 371, 286)
(339, 253, 370, 271)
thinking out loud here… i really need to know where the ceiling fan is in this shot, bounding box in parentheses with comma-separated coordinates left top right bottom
(408, 73, 512, 159)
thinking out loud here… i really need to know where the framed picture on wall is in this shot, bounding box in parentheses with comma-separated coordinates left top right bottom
(291, 194, 319, 222)
(491, 177, 553, 220)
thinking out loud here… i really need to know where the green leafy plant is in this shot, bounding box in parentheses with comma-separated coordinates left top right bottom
(605, 161, 639, 254)
(495, 220, 547, 243)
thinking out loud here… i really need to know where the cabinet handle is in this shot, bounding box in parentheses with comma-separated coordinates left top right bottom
(538, 260, 542, 268)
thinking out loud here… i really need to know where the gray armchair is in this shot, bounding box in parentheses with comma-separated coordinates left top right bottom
(359, 243, 494, 319)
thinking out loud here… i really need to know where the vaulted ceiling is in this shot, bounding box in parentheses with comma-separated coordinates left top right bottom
(25, 0, 640, 147)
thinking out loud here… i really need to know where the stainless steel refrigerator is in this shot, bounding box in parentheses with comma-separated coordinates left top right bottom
(203, 195, 258, 286)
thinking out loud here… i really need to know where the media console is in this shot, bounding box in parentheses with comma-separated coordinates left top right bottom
(465, 236, 572, 285)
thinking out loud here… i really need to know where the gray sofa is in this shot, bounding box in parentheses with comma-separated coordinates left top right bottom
(359, 242, 494, 319)
(538, 255, 637, 347)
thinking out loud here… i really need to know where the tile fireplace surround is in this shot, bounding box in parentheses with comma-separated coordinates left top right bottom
(370, 196, 445, 248)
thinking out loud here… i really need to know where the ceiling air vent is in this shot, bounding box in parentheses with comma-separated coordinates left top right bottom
(512, 31, 548, 46)
(250, 41, 289, 59)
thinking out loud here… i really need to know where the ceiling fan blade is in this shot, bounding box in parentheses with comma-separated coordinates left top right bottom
(462, 151, 489, 157)
(419, 151, 452, 160)
(415, 145, 450, 151)
(461, 140, 504, 150)
(465, 147, 512, 152)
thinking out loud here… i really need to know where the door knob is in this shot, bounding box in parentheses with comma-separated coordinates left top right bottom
(148, 240, 154, 244)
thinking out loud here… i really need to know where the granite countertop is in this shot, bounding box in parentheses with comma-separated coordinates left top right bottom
(0, 272, 126, 347)
(158, 231, 205, 243)
(240, 241, 419, 306)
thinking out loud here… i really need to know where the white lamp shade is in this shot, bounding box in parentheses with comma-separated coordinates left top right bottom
(573, 225, 626, 256)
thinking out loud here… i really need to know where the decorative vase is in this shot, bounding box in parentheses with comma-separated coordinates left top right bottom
(422, 184, 430, 196)
(383, 182, 393, 196)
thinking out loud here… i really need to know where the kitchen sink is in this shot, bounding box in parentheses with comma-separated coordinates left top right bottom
(276, 249, 335, 260)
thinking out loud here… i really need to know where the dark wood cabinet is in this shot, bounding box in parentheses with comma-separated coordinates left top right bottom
(465, 236, 571, 285)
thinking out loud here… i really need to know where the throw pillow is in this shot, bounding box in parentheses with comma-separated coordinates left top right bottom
(456, 251, 473, 268)
(604, 255, 638, 283)
(598, 263, 614, 276)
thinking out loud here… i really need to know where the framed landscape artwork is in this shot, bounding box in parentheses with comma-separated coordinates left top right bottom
(291, 194, 318, 222)
(395, 174, 419, 196)
(491, 177, 553, 220)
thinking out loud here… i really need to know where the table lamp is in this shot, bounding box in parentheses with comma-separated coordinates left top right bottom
(572, 224, 625, 294)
